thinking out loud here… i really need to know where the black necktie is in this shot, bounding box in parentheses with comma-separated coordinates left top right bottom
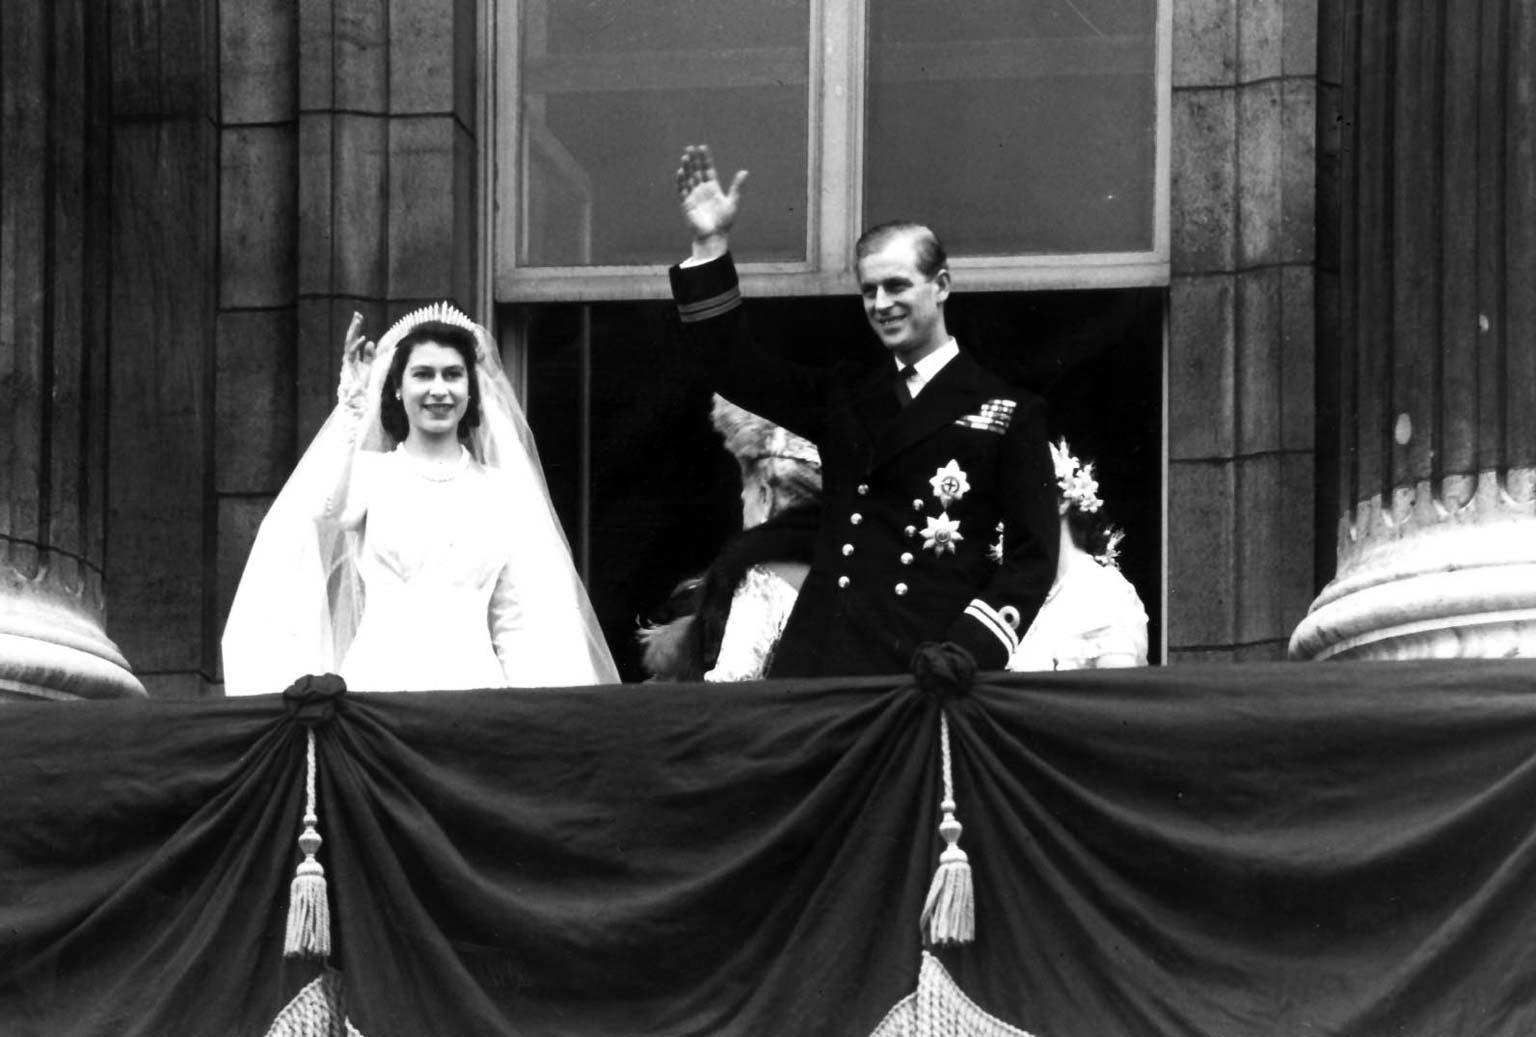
(896, 364, 918, 407)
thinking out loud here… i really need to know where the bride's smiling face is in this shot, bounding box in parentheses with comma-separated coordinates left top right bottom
(401, 340, 471, 441)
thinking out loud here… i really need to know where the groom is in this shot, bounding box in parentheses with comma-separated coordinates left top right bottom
(668, 145, 1058, 677)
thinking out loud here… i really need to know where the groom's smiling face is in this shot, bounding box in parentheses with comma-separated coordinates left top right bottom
(856, 232, 951, 366)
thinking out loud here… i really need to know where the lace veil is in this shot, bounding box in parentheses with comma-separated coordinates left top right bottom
(222, 304, 619, 694)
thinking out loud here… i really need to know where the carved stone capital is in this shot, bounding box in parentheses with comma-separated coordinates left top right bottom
(0, 539, 144, 700)
(1290, 468, 1536, 661)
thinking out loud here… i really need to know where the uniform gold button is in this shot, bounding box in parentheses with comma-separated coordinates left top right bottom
(912, 499, 925, 511)
(857, 484, 869, 496)
(850, 513, 863, 525)
(894, 582, 908, 596)
(900, 552, 913, 565)
(837, 575, 851, 589)
(842, 544, 855, 557)
(904, 525, 917, 538)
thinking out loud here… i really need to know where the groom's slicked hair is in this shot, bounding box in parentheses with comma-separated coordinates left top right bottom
(380, 321, 482, 442)
(855, 221, 947, 279)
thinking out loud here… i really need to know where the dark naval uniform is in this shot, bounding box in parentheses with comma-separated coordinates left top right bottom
(670, 253, 1059, 677)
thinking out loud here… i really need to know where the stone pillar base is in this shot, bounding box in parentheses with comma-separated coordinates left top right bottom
(1291, 469, 1536, 661)
(0, 577, 144, 701)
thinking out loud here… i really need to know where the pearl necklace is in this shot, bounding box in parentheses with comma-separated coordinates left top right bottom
(398, 445, 470, 482)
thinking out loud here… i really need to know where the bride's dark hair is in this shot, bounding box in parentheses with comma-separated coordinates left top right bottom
(380, 321, 482, 442)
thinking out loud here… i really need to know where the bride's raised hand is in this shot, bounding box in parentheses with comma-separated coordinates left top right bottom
(338, 311, 377, 411)
(676, 144, 748, 245)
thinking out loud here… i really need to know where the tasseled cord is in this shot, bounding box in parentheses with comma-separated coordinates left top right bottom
(920, 711, 975, 946)
(284, 728, 332, 958)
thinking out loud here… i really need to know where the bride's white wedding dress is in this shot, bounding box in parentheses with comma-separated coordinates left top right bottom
(338, 447, 583, 691)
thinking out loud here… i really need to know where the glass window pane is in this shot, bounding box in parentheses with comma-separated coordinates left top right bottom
(864, 0, 1157, 256)
(518, 0, 811, 267)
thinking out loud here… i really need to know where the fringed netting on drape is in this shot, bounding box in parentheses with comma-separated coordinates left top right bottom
(262, 973, 365, 1037)
(869, 954, 1036, 1037)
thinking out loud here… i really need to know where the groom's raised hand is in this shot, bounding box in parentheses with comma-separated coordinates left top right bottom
(676, 144, 748, 263)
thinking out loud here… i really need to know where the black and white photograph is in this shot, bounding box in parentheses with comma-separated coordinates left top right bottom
(2, 0, 1534, 1033)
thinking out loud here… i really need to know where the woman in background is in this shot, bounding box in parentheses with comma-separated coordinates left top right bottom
(639, 396, 822, 682)
(223, 304, 617, 694)
(1007, 438, 1148, 672)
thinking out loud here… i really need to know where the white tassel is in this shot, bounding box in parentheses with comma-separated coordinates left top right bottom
(284, 729, 332, 958)
(921, 712, 975, 946)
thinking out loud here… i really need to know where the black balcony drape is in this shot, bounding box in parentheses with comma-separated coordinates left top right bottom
(4, 661, 1536, 1036)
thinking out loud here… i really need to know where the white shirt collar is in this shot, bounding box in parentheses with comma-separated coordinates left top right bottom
(896, 338, 960, 397)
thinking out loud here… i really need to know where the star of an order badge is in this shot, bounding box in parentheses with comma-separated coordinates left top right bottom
(928, 459, 971, 507)
(922, 512, 963, 556)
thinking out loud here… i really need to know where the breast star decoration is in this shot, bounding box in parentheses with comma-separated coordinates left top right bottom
(922, 512, 963, 556)
(929, 460, 971, 507)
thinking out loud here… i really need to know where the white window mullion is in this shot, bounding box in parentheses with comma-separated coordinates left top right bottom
(1153, 0, 1173, 265)
(494, 1, 522, 303)
(813, 0, 864, 279)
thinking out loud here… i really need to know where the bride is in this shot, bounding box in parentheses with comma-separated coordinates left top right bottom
(223, 304, 618, 694)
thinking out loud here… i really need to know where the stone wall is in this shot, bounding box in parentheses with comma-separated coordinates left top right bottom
(1166, 0, 1320, 662)
(103, 0, 220, 698)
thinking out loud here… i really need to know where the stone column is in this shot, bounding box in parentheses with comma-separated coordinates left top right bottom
(1291, 0, 1536, 660)
(0, 1, 143, 699)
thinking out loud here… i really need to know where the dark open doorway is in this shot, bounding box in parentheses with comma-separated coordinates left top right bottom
(516, 287, 1164, 681)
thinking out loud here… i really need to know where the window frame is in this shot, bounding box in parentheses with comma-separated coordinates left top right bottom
(491, 0, 1171, 301)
